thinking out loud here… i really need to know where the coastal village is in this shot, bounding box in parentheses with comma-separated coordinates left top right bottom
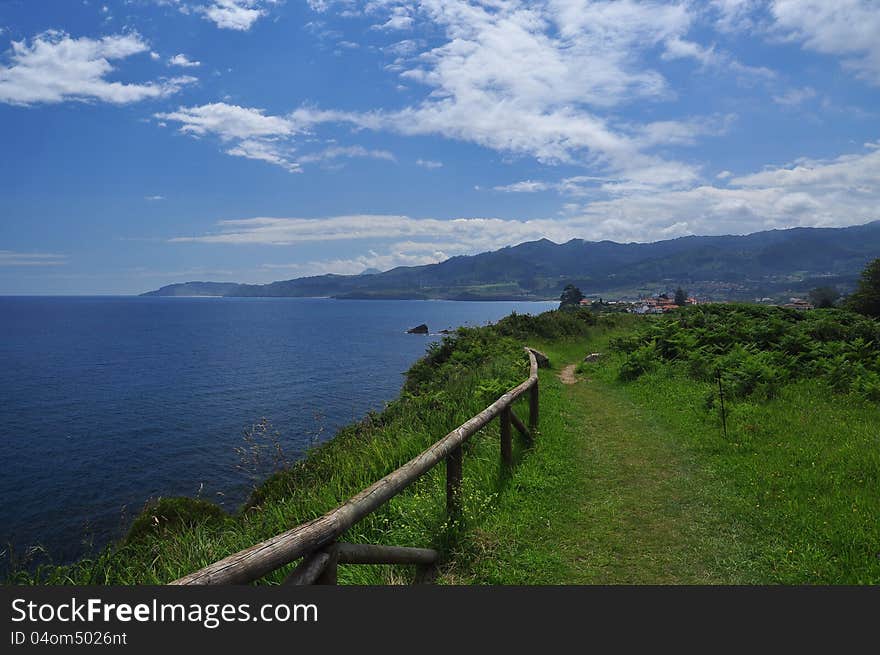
(578, 293, 817, 313)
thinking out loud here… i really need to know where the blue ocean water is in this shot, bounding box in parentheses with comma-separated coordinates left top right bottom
(0, 296, 554, 567)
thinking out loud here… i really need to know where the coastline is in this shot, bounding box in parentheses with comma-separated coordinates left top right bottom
(6, 308, 599, 584)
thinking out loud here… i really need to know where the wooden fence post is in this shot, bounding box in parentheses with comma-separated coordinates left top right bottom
(500, 407, 512, 467)
(529, 382, 539, 433)
(316, 542, 338, 585)
(446, 445, 463, 517)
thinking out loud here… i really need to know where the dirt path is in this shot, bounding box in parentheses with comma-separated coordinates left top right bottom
(559, 363, 577, 385)
(443, 347, 746, 584)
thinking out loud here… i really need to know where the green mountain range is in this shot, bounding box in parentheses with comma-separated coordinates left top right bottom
(142, 221, 880, 301)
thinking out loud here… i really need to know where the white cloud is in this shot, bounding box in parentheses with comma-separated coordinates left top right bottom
(372, 6, 414, 31)
(0, 30, 195, 105)
(155, 102, 302, 171)
(261, 247, 448, 276)
(199, 1, 269, 31)
(169, 213, 569, 250)
(156, 102, 297, 139)
(494, 180, 556, 194)
(288, 1, 726, 190)
(168, 142, 880, 253)
(770, 0, 880, 85)
(0, 250, 67, 266)
(148, 3, 751, 189)
(709, 0, 764, 33)
(494, 175, 611, 196)
(662, 36, 718, 66)
(145, 195, 166, 200)
(729, 147, 880, 189)
(415, 158, 443, 169)
(567, 144, 880, 241)
(159, 1, 279, 31)
(384, 39, 422, 56)
(154, 102, 397, 172)
(771, 85, 816, 106)
(226, 139, 301, 172)
(296, 145, 396, 165)
(306, 0, 331, 11)
(661, 35, 776, 81)
(169, 53, 201, 67)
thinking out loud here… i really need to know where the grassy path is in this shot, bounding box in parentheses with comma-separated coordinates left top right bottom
(442, 340, 754, 584)
(551, 365, 745, 583)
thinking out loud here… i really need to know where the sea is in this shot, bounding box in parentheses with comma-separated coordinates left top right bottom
(0, 296, 555, 569)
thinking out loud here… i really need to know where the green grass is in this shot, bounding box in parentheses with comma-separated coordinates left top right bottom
(440, 337, 755, 584)
(444, 318, 880, 584)
(607, 370, 880, 583)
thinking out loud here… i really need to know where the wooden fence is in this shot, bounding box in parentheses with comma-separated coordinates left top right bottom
(171, 347, 542, 585)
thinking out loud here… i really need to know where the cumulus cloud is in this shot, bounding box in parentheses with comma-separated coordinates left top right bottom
(0, 31, 195, 105)
(568, 144, 880, 241)
(154, 102, 397, 172)
(150, 2, 760, 189)
(156, 102, 297, 139)
(168, 53, 201, 67)
(155, 102, 301, 170)
(705, 1, 880, 85)
(199, 1, 271, 31)
(379, 0, 691, 165)
(284, 1, 731, 190)
(729, 147, 880, 189)
(770, 0, 880, 85)
(372, 5, 414, 31)
(159, 0, 279, 30)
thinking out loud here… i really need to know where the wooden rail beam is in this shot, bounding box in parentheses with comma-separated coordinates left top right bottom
(283, 550, 330, 586)
(171, 348, 539, 585)
(336, 543, 439, 566)
(509, 408, 532, 445)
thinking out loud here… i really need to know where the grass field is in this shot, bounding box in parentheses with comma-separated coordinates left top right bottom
(442, 315, 880, 584)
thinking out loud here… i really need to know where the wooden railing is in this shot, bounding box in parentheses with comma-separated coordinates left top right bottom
(171, 347, 542, 585)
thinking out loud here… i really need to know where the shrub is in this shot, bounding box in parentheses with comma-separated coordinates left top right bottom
(613, 304, 880, 403)
(619, 344, 658, 381)
(125, 498, 230, 543)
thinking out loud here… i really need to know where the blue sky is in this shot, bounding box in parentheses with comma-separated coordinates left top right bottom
(1, 0, 878, 294)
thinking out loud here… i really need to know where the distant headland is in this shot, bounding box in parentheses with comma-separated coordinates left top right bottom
(142, 221, 880, 303)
